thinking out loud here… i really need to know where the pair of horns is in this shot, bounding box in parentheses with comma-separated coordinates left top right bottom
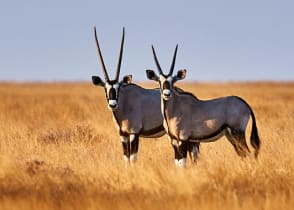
(152, 44, 178, 76)
(94, 27, 125, 81)
(94, 27, 178, 79)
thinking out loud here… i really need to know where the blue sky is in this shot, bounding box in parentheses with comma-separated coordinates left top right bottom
(0, 0, 293, 82)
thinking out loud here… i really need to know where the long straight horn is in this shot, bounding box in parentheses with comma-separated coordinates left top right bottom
(152, 45, 163, 75)
(169, 44, 178, 76)
(115, 27, 125, 81)
(94, 26, 109, 81)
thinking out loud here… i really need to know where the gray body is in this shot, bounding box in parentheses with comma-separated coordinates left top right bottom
(164, 89, 250, 142)
(113, 84, 165, 138)
(146, 45, 261, 167)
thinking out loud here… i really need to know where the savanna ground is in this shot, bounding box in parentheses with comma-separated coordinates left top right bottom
(0, 82, 293, 210)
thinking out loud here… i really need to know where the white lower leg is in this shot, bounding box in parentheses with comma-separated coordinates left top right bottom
(129, 134, 138, 164)
(121, 136, 130, 163)
(123, 155, 130, 163)
(176, 158, 186, 167)
(130, 153, 137, 163)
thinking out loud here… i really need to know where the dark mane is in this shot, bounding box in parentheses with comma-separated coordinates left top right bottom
(122, 83, 160, 91)
(174, 86, 199, 100)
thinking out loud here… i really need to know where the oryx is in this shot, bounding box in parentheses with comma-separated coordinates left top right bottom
(91, 28, 199, 164)
(146, 45, 261, 167)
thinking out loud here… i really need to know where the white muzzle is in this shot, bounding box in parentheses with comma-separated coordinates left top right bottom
(108, 100, 118, 110)
(163, 89, 171, 100)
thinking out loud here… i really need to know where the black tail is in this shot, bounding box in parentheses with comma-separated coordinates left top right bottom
(249, 109, 261, 158)
(235, 96, 261, 158)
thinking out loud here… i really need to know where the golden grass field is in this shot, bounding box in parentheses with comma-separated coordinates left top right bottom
(0, 81, 293, 210)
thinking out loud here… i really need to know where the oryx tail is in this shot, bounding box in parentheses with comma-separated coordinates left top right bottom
(250, 109, 260, 158)
(235, 96, 261, 157)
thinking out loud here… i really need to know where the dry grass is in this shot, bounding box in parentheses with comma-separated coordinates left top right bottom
(0, 82, 293, 210)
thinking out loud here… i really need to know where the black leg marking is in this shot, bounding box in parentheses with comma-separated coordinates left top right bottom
(122, 141, 130, 159)
(130, 134, 139, 157)
(173, 141, 188, 160)
(226, 128, 250, 157)
(187, 142, 200, 163)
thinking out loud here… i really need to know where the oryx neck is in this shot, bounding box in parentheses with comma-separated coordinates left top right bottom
(173, 86, 200, 101)
(160, 90, 177, 118)
(112, 109, 120, 122)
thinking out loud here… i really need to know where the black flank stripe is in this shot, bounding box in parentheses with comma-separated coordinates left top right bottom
(140, 124, 165, 136)
(189, 124, 228, 141)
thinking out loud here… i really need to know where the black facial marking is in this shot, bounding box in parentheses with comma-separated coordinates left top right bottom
(109, 87, 117, 100)
(163, 81, 171, 90)
(108, 80, 118, 85)
(104, 80, 120, 103)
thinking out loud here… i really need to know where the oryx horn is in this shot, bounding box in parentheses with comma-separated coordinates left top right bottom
(169, 44, 178, 76)
(152, 45, 163, 75)
(115, 27, 125, 81)
(94, 26, 110, 81)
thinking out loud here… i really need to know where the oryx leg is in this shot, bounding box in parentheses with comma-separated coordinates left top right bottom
(171, 138, 188, 167)
(129, 134, 139, 163)
(187, 142, 200, 163)
(120, 135, 130, 162)
(226, 127, 250, 157)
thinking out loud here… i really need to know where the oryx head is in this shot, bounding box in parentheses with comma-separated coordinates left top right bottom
(92, 27, 132, 111)
(145, 45, 186, 100)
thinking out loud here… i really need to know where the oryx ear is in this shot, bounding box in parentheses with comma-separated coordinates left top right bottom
(121, 75, 132, 84)
(92, 76, 105, 87)
(173, 69, 186, 82)
(146, 69, 159, 81)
